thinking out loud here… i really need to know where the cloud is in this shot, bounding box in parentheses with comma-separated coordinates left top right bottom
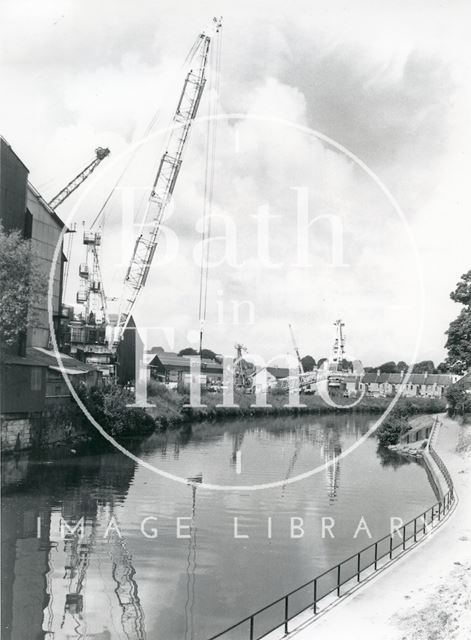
(1, 0, 470, 364)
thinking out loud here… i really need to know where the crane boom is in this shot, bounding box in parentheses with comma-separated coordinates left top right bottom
(48, 147, 110, 210)
(288, 323, 304, 374)
(112, 20, 221, 347)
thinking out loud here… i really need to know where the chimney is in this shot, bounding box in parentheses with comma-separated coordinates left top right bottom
(424, 371, 428, 380)
(400, 370, 405, 380)
(376, 369, 380, 376)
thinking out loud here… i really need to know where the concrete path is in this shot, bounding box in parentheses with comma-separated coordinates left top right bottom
(287, 414, 471, 640)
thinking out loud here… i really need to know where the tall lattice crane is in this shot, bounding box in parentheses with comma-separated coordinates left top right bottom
(77, 228, 108, 323)
(47, 147, 111, 304)
(48, 147, 110, 210)
(112, 18, 222, 348)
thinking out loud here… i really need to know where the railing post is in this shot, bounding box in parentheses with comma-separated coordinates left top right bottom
(389, 536, 393, 559)
(357, 552, 361, 582)
(431, 506, 435, 526)
(337, 564, 341, 596)
(414, 518, 417, 542)
(402, 525, 406, 550)
(423, 512, 427, 534)
(374, 542, 378, 569)
(284, 596, 289, 635)
(438, 502, 441, 521)
(313, 579, 317, 615)
(249, 615, 254, 640)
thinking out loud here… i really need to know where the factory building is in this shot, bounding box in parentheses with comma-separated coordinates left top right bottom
(149, 351, 224, 387)
(0, 137, 100, 452)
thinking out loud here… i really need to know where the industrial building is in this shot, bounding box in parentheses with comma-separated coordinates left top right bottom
(149, 351, 224, 387)
(0, 137, 101, 451)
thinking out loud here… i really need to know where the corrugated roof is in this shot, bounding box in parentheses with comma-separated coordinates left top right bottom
(387, 373, 404, 384)
(149, 352, 223, 372)
(359, 372, 456, 386)
(362, 373, 378, 383)
(2, 347, 92, 373)
(150, 352, 188, 367)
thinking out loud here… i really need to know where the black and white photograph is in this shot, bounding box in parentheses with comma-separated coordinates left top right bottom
(1, 2, 470, 639)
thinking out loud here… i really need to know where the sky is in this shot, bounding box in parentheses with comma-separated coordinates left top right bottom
(1, 0, 470, 366)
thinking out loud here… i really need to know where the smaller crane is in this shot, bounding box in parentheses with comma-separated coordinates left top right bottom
(48, 147, 110, 210)
(288, 323, 304, 374)
(234, 343, 251, 389)
(331, 319, 346, 372)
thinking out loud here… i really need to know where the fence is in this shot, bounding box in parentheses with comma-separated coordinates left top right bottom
(428, 418, 453, 492)
(208, 423, 455, 640)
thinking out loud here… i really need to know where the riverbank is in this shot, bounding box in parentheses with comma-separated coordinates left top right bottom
(149, 385, 446, 426)
(0, 384, 447, 455)
(287, 413, 471, 640)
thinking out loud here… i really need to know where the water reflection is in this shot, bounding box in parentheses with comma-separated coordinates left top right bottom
(2, 414, 436, 640)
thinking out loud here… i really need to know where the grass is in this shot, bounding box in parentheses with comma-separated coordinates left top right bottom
(145, 381, 447, 429)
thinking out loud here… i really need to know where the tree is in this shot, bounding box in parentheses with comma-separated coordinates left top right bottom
(376, 410, 411, 447)
(446, 309, 471, 371)
(317, 357, 328, 369)
(412, 360, 435, 374)
(149, 346, 164, 354)
(445, 382, 470, 416)
(200, 348, 217, 360)
(397, 361, 408, 372)
(301, 355, 316, 371)
(445, 270, 471, 372)
(0, 224, 44, 348)
(178, 347, 198, 356)
(178, 347, 217, 360)
(450, 269, 471, 306)
(436, 361, 449, 373)
(378, 361, 397, 373)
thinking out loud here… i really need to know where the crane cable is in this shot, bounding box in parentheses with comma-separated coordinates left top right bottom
(89, 32, 204, 232)
(197, 25, 222, 353)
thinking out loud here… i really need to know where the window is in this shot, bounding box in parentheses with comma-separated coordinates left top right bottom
(31, 367, 42, 391)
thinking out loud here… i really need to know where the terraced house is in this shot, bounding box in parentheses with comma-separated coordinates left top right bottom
(359, 371, 461, 398)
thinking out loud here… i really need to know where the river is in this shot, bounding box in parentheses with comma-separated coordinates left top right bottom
(1, 413, 437, 640)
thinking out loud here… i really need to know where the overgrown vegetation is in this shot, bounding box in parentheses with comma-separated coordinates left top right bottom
(77, 382, 156, 437)
(445, 382, 471, 416)
(0, 223, 45, 347)
(375, 405, 412, 447)
(73, 379, 447, 440)
(445, 269, 471, 373)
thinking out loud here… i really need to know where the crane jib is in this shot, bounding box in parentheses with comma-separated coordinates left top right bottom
(112, 26, 217, 346)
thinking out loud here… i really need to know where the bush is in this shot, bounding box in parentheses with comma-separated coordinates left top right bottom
(77, 383, 156, 437)
(445, 383, 471, 415)
(376, 410, 411, 447)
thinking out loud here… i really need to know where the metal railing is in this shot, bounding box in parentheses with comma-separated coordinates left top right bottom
(427, 416, 453, 492)
(208, 442, 455, 640)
